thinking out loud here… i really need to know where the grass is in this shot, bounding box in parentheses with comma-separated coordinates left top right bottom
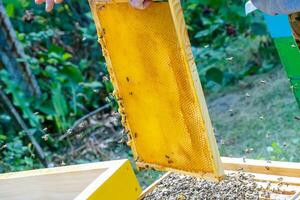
(207, 66, 300, 162)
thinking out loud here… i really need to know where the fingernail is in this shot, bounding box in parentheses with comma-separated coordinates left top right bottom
(54, 0, 63, 3)
(46, 5, 52, 12)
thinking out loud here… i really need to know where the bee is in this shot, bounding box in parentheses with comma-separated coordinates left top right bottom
(121, 114, 127, 123)
(242, 157, 246, 163)
(260, 80, 266, 84)
(168, 160, 174, 164)
(259, 115, 265, 120)
(244, 148, 253, 154)
(226, 57, 234, 61)
(98, 5, 105, 11)
(101, 28, 106, 36)
(0, 144, 7, 150)
(42, 134, 49, 141)
(277, 177, 283, 182)
(102, 76, 109, 81)
(116, 96, 123, 101)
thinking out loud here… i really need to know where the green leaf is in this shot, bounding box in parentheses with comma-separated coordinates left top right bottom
(206, 67, 224, 84)
(62, 53, 73, 61)
(0, 134, 7, 141)
(5, 4, 15, 17)
(60, 66, 84, 83)
(52, 86, 68, 117)
(37, 100, 56, 115)
(49, 44, 64, 54)
(251, 22, 268, 36)
(195, 24, 219, 38)
(0, 114, 11, 124)
(81, 81, 102, 89)
(51, 85, 68, 131)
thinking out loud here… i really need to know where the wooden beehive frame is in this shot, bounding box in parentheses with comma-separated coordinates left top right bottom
(0, 159, 141, 200)
(88, 0, 224, 180)
(140, 157, 300, 200)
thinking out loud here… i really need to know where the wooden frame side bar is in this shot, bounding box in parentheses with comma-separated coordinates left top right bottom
(222, 157, 300, 178)
(168, 0, 224, 178)
(0, 161, 117, 180)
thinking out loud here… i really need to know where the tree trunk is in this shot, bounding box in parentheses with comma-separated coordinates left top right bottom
(0, 2, 41, 97)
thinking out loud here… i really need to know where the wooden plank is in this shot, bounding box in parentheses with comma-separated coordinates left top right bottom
(226, 171, 300, 186)
(0, 162, 110, 200)
(0, 169, 103, 200)
(222, 157, 300, 178)
(0, 160, 116, 180)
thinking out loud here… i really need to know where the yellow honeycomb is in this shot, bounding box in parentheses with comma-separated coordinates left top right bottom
(89, 0, 224, 180)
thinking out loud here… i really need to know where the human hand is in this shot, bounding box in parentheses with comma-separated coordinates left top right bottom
(130, 0, 151, 9)
(35, 0, 63, 12)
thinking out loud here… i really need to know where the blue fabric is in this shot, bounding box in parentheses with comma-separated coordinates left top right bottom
(264, 14, 292, 38)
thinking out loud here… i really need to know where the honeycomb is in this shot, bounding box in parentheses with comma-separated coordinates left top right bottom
(89, 0, 224, 180)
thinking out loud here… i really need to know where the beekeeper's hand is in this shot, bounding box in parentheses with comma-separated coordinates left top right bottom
(35, 0, 63, 12)
(130, 0, 151, 9)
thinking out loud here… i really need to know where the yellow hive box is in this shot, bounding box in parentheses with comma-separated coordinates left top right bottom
(0, 160, 141, 200)
(89, 0, 224, 180)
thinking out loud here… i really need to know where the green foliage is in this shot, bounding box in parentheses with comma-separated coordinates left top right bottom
(1, 0, 113, 171)
(0, 130, 42, 173)
(182, 0, 279, 91)
(0, 0, 281, 172)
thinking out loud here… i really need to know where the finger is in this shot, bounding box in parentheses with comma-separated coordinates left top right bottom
(141, 0, 151, 9)
(46, 0, 55, 12)
(35, 0, 45, 4)
(54, 0, 63, 4)
(130, 0, 144, 9)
